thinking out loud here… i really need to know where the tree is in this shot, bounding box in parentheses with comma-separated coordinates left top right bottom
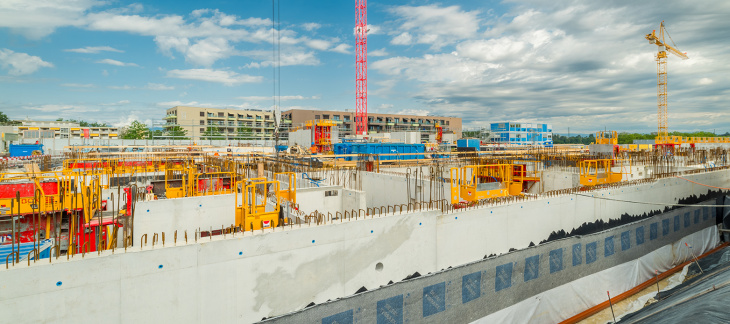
(165, 126, 188, 139)
(121, 120, 149, 139)
(61, 118, 109, 127)
(202, 127, 225, 140)
(0, 111, 9, 124)
(236, 127, 253, 139)
(147, 129, 163, 139)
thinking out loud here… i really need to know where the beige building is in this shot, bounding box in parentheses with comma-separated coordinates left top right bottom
(15, 120, 119, 139)
(164, 106, 276, 139)
(281, 109, 462, 138)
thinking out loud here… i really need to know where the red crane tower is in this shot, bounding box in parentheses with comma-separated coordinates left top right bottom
(355, 0, 368, 135)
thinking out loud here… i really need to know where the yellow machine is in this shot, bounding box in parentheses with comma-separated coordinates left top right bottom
(579, 159, 630, 186)
(0, 172, 100, 223)
(645, 21, 689, 145)
(164, 165, 234, 199)
(595, 131, 618, 145)
(450, 164, 525, 204)
(275, 172, 297, 205)
(235, 179, 281, 231)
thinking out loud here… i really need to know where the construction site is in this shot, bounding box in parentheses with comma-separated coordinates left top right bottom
(1, 2, 730, 323)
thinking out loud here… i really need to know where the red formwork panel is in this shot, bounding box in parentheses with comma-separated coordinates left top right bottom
(0, 181, 59, 199)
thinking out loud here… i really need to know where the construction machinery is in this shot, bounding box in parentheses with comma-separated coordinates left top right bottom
(645, 21, 689, 147)
(235, 178, 281, 231)
(595, 131, 618, 145)
(579, 159, 631, 186)
(304, 120, 336, 154)
(435, 122, 443, 144)
(450, 164, 535, 204)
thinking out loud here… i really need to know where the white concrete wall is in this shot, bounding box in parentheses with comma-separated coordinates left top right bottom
(541, 170, 579, 191)
(296, 186, 343, 215)
(2, 169, 729, 323)
(342, 188, 366, 212)
(295, 186, 367, 215)
(390, 132, 420, 144)
(287, 129, 311, 147)
(133, 194, 235, 242)
(361, 172, 447, 207)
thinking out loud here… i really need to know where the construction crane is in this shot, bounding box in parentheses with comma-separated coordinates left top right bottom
(355, 0, 368, 135)
(645, 21, 689, 146)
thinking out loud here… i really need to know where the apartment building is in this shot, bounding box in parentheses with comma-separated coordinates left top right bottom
(488, 121, 553, 147)
(281, 109, 462, 138)
(15, 120, 119, 139)
(164, 106, 276, 139)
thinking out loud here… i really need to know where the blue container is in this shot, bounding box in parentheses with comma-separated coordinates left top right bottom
(9, 144, 44, 157)
(334, 143, 424, 161)
(457, 139, 480, 148)
(275, 145, 288, 152)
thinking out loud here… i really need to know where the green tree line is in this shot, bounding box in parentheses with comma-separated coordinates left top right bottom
(554, 131, 730, 145)
(120, 121, 254, 140)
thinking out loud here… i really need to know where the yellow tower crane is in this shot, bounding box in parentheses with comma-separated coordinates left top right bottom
(645, 21, 689, 146)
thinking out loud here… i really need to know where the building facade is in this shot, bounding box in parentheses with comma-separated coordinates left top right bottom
(281, 109, 462, 138)
(164, 106, 276, 139)
(489, 122, 553, 147)
(14, 120, 119, 139)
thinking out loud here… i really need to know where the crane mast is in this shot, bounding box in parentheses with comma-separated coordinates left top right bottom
(355, 0, 368, 135)
(645, 21, 688, 144)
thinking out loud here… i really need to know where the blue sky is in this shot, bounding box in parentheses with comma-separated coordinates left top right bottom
(0, 0, 728, 133)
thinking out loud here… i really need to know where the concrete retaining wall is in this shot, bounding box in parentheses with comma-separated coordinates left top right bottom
(133, 194, 235, 242)
(264, 203, 718, 323)
(1, 169, 728, 323)
(296, 186, 366, 215)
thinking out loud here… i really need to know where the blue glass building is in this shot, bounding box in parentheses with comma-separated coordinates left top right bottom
(489, 122, 553, 147)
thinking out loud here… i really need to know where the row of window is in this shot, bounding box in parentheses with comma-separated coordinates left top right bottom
(197, 127, 273, 133)
(198, 120, 275, 127)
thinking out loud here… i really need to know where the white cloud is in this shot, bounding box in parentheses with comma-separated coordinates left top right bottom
(25, 104, 98, 113)
(64, 46, 123, 54)
(389, 5, 481, 48)
(330, 44, 351, 54)
(157, 100, 200, 107)
(108, 85, 133, 90)
(302, 23, 321, 31)
(366, 24, 381, 35)
(698, 77, 713, 85)
(0, 49, 54, 75)
(236, 95, 320, 101)
(370, 48, 389, 57)
(372, 1, 730, 133)
(184, 37, 235, 66)
(244, 51, 319, 68)
(96, 58, 139, 67)
(61, 83, 94, 88)
(156, 100, 256, 110)
(166, 69, 262, 86)
(146, 83, 174, 90)
(0, 0, 102, 39)
(306, 39, 331, 51)
(391, 32, 413, 45)
(100, 100, 130, 106)
(395, 109, 430, 116)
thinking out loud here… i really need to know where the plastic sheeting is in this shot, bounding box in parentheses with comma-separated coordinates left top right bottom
(619, 246, 730, 323)
(472, 226, 720, 324)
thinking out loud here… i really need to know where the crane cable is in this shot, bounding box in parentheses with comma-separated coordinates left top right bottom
(675, 175, 730, 190)
(574, 193, 729, 208)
